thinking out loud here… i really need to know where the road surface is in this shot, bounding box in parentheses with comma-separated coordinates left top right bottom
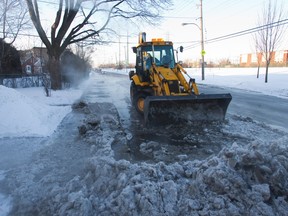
(198, 84, 288, 130)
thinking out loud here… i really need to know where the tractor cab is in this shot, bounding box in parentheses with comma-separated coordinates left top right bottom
(132, 34, 176, 82)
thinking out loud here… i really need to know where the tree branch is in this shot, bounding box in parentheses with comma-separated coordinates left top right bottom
(26, 0, 51, 50)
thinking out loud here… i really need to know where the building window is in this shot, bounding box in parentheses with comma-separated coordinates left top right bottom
(26, 65, 32, 74)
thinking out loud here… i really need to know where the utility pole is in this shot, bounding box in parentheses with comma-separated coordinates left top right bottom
(118, 36, 121, 68)
(182, 0, 205, 80)
(200, 0, 205, 80)
(127, 31, 129, 71)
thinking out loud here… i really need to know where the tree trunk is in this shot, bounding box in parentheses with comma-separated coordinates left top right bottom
(257, 65, 260, 78)
(48, 56, 62, 90)
(265, 64, 269, 83)
(0, 60, 3, 85)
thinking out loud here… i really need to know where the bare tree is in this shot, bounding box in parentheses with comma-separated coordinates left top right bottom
(0, 0, 30, 43)
(25, 0, 172, 90)
(74, 43, 94, 67)
(255, 52, 261, 79)
(254, 0, 286, 83)
(0, 0, 30, 84)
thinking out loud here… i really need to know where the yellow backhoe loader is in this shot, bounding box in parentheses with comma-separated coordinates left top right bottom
(129, 32, 232, 124)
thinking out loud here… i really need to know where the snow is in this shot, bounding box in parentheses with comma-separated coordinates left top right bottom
(190, 67, 288, 99)
(0, 86, 82, 138)
(0, 67, 288, 215)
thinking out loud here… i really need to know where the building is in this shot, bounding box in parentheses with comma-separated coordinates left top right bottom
(19, 47, 49, 75)
(240, 50, 288, 67)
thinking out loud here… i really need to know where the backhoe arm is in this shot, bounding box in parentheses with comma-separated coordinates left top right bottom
(175, 64, 199, 95)
(151, 63, 171, 96)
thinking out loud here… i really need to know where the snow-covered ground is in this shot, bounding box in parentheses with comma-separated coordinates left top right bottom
(0, 67, 288, 215)
(0, 84, 83, 138)
(191, 67, 288, 99)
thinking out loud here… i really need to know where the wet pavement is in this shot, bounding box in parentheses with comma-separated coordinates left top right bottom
(80, 72, 286, 164)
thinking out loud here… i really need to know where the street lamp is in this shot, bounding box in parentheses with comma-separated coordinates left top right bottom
(182, 22, 201, 30)
(182, 2, 205, 80)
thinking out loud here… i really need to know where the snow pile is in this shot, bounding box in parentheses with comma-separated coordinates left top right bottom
(0, 85, 80, 137)
(42, 103, 288, 215)
(0, 193, 12, 216)
(18, 87, 83, 106)
(58, 140, 287, 215)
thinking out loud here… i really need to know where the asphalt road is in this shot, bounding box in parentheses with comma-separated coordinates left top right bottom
(199, 84, 288, 130)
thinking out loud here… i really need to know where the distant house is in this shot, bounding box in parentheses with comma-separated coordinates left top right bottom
(240, 50, 288, 67)
(19, 47, 49, 75)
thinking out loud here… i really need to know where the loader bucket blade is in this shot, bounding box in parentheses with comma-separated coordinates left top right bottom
(144, 94, 232, 124)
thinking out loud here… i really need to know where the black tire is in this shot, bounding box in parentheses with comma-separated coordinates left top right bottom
(130, 81, 136, 103)
(133, 93, 148, 115)
(130, 81, 151, 115)
(129, 70, 135, 80)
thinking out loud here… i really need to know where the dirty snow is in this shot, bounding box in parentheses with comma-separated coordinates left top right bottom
(0, 67, 288, 215)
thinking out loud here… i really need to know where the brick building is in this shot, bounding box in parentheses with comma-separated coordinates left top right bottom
(240, 50, 288, 67)
(19, 47, 49, 74)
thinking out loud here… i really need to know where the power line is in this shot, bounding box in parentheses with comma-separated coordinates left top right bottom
(207, 19, 288, 43)
(5, 19, 288, 49)
(160, 16, 198, 19)
(183, 18, 288, 51)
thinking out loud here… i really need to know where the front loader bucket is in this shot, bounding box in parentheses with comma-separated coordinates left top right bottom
(144, 94, 232, 125)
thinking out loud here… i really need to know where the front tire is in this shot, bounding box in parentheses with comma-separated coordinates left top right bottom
(130, 81, 136, 103)
(130, 81, 151, 115)
(134, 93, 148, 115)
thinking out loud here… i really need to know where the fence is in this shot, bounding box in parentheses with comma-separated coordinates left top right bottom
(2, 74, 51, 89)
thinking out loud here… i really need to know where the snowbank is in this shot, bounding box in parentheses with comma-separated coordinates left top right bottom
(72, 138, 288, 215)
(0, 85, 82, 138)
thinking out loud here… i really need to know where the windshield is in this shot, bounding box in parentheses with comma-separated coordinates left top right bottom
(142, 45, 175, 68)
